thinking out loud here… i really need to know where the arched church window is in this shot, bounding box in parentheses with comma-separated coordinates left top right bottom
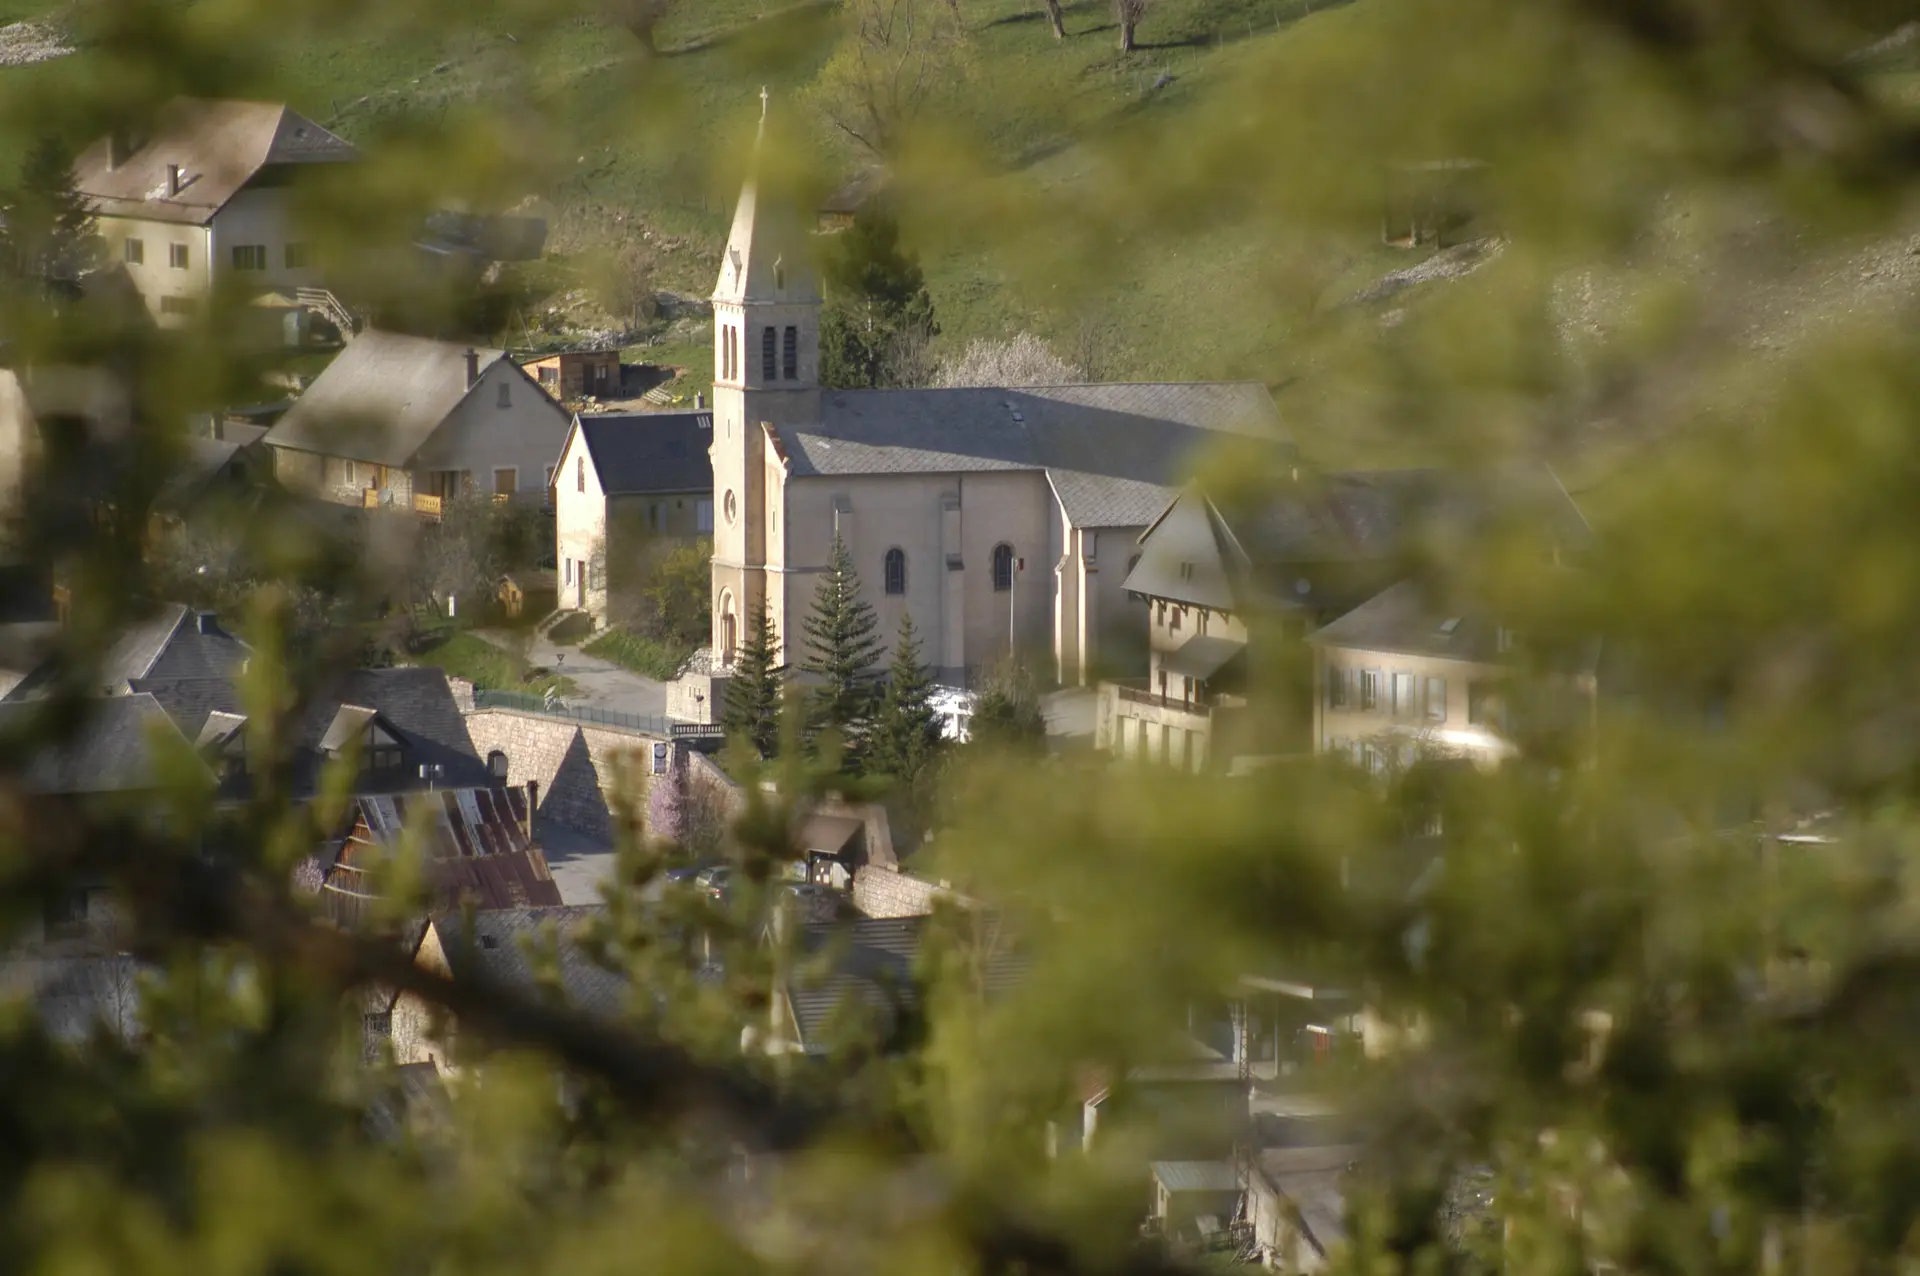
(783, 326, 798, 380)
(762, 326, 777, 381)
(884, 548, 906, 595)
(992, 543, 1014, 592)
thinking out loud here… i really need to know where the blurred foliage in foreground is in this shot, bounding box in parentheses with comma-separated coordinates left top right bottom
(5, 1, 1920, 1276)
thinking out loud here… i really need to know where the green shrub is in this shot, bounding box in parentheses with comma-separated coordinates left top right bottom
(582, 627, 694, 680)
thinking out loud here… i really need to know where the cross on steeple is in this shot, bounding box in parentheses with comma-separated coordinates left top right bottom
(759, 85, 769, 121)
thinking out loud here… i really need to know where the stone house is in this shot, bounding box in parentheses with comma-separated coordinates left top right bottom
(552, 409, 715, 624)
(383, 904, 621, 1073)
(71, 98, 358, 326)
(705, 99, 1290, 687)
(262, 331, 572, 514)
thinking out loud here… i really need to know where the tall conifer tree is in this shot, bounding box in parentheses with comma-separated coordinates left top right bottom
(802, 535, 884, 758)
(722, 601, 784, 758)
(868, 612, 943, 783)
(0, 136, 96, 297)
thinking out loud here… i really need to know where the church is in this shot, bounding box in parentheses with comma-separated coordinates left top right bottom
(707, 110, 1290, 688)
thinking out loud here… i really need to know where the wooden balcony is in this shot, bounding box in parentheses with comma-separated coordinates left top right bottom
(1114, 678, 1216, 717)
(412, 493, 443, 520)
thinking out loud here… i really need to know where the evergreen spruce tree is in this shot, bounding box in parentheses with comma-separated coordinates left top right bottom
(801, 535, 884, 759)
(722, 601, 783, 758)
(867, 611, 943, 783)
(969, 654, 1047, 752)
(0, 135, 97, 297)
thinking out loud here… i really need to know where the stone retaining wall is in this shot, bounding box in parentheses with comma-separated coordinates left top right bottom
(851, 866, 948, 919)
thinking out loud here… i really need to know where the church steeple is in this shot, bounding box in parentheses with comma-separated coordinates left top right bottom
(708, 89, 820, 667)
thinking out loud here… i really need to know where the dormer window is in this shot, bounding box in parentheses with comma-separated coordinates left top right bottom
(320, 706, 406, 777)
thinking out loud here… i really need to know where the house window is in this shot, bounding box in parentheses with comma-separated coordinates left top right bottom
(783, 325, 798, 380)
(576, 457, 586, 493)
(284, 242, 310, 269)
(648, 504, 661, 532)
(1425, 677, 1447, 722)
(369, 741, 403, 774)
(124, 238, 144, 265)
(1197, 611, 1209, 636)
(1170, 607, 1183, 632)
(1360, 670, 1382, 712)
(493, 468, 516, 496)
(159, 296, 196, 315)
(991, 543, 1014, 592)
(884, 548, 906, 595)
(169, 243, 189, 269)
(1468, 681, 1499, 726)
(1392, 672, 1417, 718)
(697, 499, 713, 532)
(343, 459, 357, 487)
(1327, 666, 1350, 710)
(231, 244, 266, 270)
(762, 326, 777, 380)
(539, 365, 558, 386)
(497, 381, 511, 408)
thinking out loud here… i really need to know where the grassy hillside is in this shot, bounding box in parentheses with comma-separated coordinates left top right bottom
(0, 0, 1386, 391)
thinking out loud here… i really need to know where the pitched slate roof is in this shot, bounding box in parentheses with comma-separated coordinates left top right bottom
(784, 915, 1025, 1052)
(132, 666, 489, 797)
(776, 382, 1289, 529)
(1305, 580, 1505, 661)
(73, 99, 356, 226)
(261, 331, 506, 466)
(431, 905, 624, 1021)
(574, 411, 715, 495)
(1121, 488, 1257, 612)
(0, 693, 204, 794)
(0, 603, 247, 702)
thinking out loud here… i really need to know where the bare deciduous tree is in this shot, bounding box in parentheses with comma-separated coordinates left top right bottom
(1115, 0, 1151, 51)
(1040, 0, 1066, 39)
(813, 0, 965, 158)
(605, 0, 671, 55)
(934, 331, 1077, 387)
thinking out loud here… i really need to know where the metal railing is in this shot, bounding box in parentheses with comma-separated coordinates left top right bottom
(295, 286, 360, 337)
(1114, 679, 1215, 716)
(471, 688, 669, 736)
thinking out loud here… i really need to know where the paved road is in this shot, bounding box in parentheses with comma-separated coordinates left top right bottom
(473, 627, 672, 722)
(538, 820, 620, 905)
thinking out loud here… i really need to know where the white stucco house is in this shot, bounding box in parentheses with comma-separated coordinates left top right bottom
(261, 331, 572, 514)
(552, 409, 715, 624)
(72, 98, 358, 327)
(706, 100, 1293, 688)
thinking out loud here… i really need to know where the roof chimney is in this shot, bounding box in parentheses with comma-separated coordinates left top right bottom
(166, 163, 182, 196)
(464, 348, 480, 388)
(196, 611, 219, 635)
(106, 130, 131, 171)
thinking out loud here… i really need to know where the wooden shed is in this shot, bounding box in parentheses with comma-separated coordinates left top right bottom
(497, 569, 557, 621)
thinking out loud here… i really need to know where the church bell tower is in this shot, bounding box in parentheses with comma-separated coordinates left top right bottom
(709, 89, 821, 665)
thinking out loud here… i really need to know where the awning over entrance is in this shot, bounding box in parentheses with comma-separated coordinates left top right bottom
(799, 813, 864, 857)
(1161, 635, 1246, 682)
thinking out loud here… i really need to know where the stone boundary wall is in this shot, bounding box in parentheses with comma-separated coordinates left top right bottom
(463, 707, 659, 840)
(852, 866, 950, 919)
(462, 705, 746, 841)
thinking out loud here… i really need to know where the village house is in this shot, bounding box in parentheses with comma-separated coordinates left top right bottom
(552, 409, 715, 624)
(384, 904, 623, 1073)
(702, 98, 1290, 688)
(262, 331, 572, 516)
(71, 98, 358, 327)
(521, 349, 621, 405)
(1099, 465, 1591, 773)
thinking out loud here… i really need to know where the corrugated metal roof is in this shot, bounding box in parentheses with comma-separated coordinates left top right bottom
(1151, 1160, 1242, 1194)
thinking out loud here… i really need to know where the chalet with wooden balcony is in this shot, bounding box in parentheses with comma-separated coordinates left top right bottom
(262, 331, 570, 516)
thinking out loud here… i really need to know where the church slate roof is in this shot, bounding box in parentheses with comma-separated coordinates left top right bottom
(575, 411, 715, 496)
(777, 382, 1288, 529)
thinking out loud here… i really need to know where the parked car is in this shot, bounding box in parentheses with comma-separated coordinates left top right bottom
(695, 865, 733, 901)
